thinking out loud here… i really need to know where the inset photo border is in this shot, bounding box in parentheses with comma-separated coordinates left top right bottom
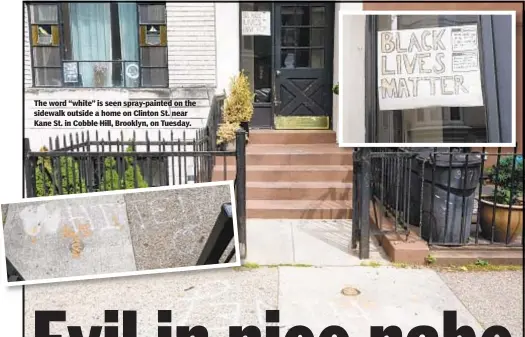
(1, 181, 240, 286)
(338, 10, 517, 147)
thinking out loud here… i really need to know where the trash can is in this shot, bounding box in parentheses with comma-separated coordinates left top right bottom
(403, 149, 483, 244)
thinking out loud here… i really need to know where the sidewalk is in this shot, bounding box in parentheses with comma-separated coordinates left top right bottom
(23, 219, 522, 337)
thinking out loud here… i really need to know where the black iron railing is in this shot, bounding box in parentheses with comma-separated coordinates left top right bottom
(352, 147, 523, 258)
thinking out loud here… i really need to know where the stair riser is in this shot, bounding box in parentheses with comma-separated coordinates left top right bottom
(225, 154, 353, 166)
(213, 170, 353, 182)
(247, 187, 352, 200)
(249, 133, 336, 144)
(247, 208, 353, 219)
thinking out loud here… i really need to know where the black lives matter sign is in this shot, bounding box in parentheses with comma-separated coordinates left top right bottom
(377, 24, 483, 111)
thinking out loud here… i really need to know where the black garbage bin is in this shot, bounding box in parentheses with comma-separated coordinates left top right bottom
(403, 149, 482, 244)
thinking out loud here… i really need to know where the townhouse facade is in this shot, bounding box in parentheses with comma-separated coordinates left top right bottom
(24, 2, 521, 151)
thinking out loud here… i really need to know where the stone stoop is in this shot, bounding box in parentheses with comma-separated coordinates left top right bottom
(213, 130, 353, 219)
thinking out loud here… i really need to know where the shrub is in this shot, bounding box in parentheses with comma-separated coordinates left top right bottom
(99, 144, 149, 191)
(217, 122, 239, 145)
(34, 144, 149, 196)
(35, 147, 87, 196)
(222, 71, 254, 124)
(486, 155, 523, 205)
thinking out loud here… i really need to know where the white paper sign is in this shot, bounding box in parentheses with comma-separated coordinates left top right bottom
(242, 11, 271, 36)
(377, 25, 483, 111)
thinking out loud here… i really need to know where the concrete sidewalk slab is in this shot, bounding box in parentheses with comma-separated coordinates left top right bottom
(24, 268, 278, 337)
(124, 184, 232, 270)
(292, 220, 389, 266)
(440, 271, 523, 337)
(246, 219, 295, 264)
(3, 195, 136, 280)
(278, 266, 484, 335)
(246, 219, 389, 266)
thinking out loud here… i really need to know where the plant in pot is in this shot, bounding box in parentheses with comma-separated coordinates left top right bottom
(217, 122, 240, 151)
(223, 71, 253, 141)
(478, 155, 523, 243)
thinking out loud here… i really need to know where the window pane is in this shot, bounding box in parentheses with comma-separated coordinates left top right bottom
(34, 68, 62, 86)
(311, 49, 324, 68)
(75, 62, 124, 88)
(139, 5, 166, 24)
(118, 3, 140, 61)
(32, 47, 61, 67)
(311, 7, 325, 26)
(145, 25, 162, 46)
(141, 47, 167, 67)
(65, 3, 112, 61)
(30, 4, 58, 24)
(141, 68, 168, 87)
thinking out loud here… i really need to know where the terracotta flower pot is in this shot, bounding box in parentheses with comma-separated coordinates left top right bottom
(478, 198, 523, 243)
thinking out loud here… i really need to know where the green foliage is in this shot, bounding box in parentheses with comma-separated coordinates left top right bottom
(34, 144, 148, 197)
(99, 144, 148, 191)
(35, 147, 87, 197)
(475, 259, 489, 266)
(486, 155, 523, 205)
(425, 254, 437, 265)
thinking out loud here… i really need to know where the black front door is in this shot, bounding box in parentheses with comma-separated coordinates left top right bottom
(273, 3, 334, 129)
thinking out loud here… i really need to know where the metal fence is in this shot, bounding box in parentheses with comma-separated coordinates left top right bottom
(352, 147, 523, 259)
(22, 94, 248, 259)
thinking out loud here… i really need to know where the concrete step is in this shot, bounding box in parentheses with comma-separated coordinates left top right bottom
(247, 200, 353, 219)
(247, 182, 352, 200)
(249, 130, 336, 144)
(212, 165, 353, 182)
(225, 144, 353, 166)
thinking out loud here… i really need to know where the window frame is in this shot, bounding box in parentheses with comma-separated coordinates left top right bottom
(27, 1, 169, 89)
(365, 14, 505, 143)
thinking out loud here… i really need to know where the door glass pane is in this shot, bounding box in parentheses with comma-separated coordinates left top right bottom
(296, 28, 311, 47)
(311, 7, 325, 26)
(240, 2, 272, 103)
(281, 28, 297, 47)
(311, 49, 324, 68)
(311, 28, 323, 47)
(375, 15, 488, 143)
(281, 49, 296, 68)
(281, 6, 309, 26)
(296, 50, 309, 68)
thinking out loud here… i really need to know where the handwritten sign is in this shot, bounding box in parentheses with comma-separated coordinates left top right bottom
(63, 62, 78, 83)
(242, 11, 271, 36)
(377, 25, 483, 111)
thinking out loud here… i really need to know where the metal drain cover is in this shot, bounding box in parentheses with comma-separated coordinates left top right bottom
(341, 286, 361, 296)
